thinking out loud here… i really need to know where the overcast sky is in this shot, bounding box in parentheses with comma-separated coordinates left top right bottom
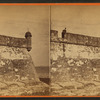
(0, 5, 49, 66)
(51, 5, 100, 38)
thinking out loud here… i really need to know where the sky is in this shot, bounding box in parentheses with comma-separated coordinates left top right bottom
(51, 5, 100, 38)
(0, 5, 50, 66)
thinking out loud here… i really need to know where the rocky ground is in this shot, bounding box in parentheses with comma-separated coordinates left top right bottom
(0, 81, 49, 96)
(50, 80, 100, 96)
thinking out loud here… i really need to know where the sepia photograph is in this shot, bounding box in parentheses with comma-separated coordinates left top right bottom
(50, 5, 100, 96)
(0, 5, 50, 96)
(1, 4, 100, 97)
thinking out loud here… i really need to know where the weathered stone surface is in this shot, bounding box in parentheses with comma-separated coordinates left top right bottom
(50, 29, 100, 96)
(0, 35, 27, 48)
(51, 42, 100, 61)
(0, 46, 49, 96)
(51, 30, 100, 47)
(51, 58, 100, 82)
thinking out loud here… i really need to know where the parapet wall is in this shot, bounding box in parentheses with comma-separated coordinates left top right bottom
(51, 30, 100, 47)
(0, 35, 27, 48)
(0, 31, 32, 51)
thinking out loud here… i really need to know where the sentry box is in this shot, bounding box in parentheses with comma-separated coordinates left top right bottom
(25, 31, 32, 52)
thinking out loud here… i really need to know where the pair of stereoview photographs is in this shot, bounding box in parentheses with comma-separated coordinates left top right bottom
(0, 5, 100, 96)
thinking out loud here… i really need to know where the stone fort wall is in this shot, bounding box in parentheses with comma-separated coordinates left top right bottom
(0, 31, 32, 51)
(50, 29, 100, 82)
(0, 35, 27, 48)
(0, 32, 50, 96)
